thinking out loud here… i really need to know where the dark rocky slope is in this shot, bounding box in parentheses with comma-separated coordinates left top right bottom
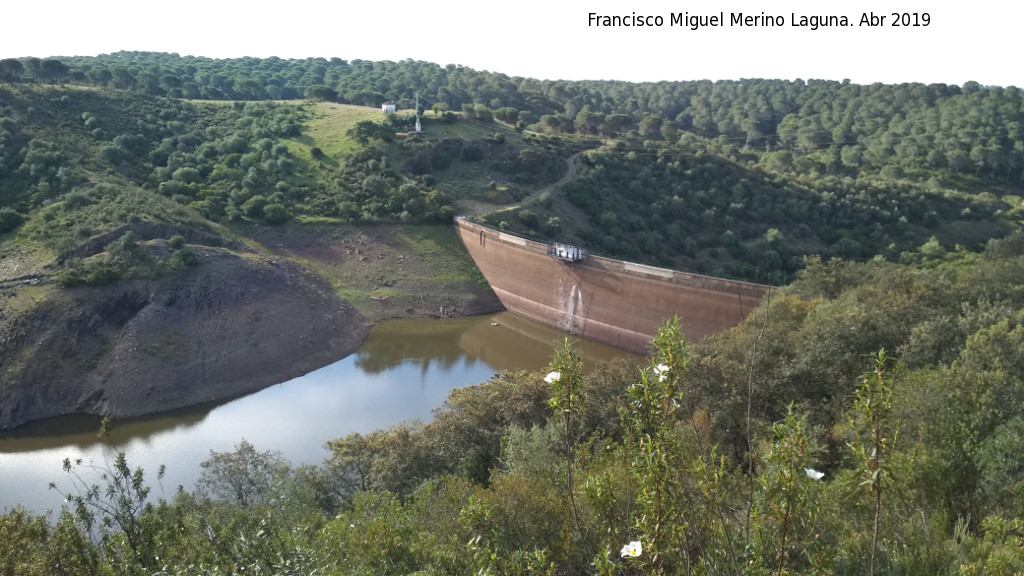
(0, 247, 367, 430)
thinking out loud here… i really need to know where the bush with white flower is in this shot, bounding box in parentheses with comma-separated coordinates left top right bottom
(621, 316, 689, 570)
(620, 540, 642, 558)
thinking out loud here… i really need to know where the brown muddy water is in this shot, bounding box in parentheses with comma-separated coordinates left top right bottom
(0, 312, 638, 515)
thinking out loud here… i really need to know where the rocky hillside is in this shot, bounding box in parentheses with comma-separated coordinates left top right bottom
(0, 243, 367, 430)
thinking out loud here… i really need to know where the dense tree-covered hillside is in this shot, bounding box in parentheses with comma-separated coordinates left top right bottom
(0, 87, 464, 230)
(4, 52, 1023, 281)
(5, 54, 1017, 170)
(532, 145, 1012, 280)
(7, 52, 1024, 187)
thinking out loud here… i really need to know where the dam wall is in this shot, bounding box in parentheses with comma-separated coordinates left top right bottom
(454, 218, 769, 354)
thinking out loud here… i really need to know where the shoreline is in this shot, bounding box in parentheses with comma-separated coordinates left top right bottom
(0, 223, 503, 431)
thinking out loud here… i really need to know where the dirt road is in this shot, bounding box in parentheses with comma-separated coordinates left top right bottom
(457, 152, 581, 218)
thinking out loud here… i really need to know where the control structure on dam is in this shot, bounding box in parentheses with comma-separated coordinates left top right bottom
(454, 217, 769, 353)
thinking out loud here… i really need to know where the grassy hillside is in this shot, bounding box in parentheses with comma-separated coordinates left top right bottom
(285, 101, 388, 161)
(242, 222, 495, 321)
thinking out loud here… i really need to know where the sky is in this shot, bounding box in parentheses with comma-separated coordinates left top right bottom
(1, 0, 1020, 87)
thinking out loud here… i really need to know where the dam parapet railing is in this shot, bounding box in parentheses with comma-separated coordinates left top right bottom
(456, 216, 768, 299)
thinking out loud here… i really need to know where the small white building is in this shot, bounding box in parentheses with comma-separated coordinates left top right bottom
(381, 102, 396, 113)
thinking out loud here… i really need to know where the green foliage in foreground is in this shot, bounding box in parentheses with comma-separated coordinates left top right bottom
(6, 238, 1024, 575)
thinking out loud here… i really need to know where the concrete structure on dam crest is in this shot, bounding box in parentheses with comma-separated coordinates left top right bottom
(454, 217, 769, 354)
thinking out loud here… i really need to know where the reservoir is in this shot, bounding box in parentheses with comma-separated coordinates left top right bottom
(0, 312, 637, 515)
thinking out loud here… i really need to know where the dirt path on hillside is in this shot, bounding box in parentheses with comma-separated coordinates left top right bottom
(457, 152, 581, 218)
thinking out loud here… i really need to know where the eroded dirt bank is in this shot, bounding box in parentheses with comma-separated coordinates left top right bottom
(0, 247, 368, 430)
(245, 223, 503, 322)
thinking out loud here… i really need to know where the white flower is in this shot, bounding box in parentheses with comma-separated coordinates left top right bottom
(544, 371, 561, 384)
(805, 467, 825, 481)
(654, 363, 670, 382)
(620, 540, 642, 558)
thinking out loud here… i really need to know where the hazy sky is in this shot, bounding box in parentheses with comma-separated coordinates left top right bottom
(2, 0, 1019, 87)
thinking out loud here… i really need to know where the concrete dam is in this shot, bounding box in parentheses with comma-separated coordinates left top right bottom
(454, 218, 770, 354)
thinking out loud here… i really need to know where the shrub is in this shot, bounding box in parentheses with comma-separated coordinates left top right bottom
(460, 146, 483, 162)
(242, 195, 268, 218)
(545, 216, 561, 234)
(68, 263, 121, 286)
(0, 207, 23, 234)
(62, 191, 92, 211)
(263, 203, 291, 225)
(517, 209, 539, 228)
(431, 152, 451, 170)
(173, 248, 199, 266)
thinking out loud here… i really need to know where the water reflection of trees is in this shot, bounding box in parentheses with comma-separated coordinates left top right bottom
(0, 407, 209, 453)
(355, 314, 637, 375)
(355, 318, 483, 375)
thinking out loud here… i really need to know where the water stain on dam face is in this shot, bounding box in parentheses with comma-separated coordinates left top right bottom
(455, 218, 769, 353)
(556, 278, 585, 334)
